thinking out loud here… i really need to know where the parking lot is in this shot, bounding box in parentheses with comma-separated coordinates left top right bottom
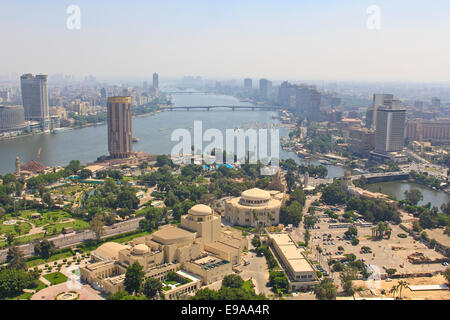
(306, 213, 448, 280)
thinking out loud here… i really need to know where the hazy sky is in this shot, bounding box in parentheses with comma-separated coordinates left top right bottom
(1, 0, 450, 81)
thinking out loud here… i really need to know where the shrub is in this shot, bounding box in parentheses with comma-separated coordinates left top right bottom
(397, 233, 407, 238)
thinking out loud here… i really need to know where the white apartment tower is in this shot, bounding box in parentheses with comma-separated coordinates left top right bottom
(374, 106, 406, 153)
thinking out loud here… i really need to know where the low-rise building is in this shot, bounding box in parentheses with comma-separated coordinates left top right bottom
(80, 204, 247, 297)
(224, 188, 284, 227)
(268, 233, 317, 291)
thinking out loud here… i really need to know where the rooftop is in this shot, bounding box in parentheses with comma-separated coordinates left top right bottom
(241, 188, 271, 201)
(93, 242, 129, 261)
(152, 225, 195, 243)
(188, 204, 213, 216)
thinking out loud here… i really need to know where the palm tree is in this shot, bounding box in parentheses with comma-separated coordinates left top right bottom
(397, 280, 410, 300)
(385, 225, 392, 240)
(372, 222, 391, 240)
(389, 284, 398, 299)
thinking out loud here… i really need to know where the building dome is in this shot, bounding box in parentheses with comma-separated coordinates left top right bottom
(241, 188, 271, 201)
(132, 244, 150, 255)
(188, 204, 213, 216)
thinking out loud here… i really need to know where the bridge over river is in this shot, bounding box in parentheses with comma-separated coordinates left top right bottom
(164, 105, 279, 111)
(350, 170, 410, 183)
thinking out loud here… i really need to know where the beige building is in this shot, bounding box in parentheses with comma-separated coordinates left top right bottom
(268, 233, 317, 290)
(346, 126, 375, 155)
(406, 119, 450, 143)
(224, 188, 284, 227)
(180, 204, 221, 244)
(80, 204, 247, 297)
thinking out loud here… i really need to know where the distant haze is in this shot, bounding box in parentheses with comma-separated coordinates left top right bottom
(1, 0, 450, 82)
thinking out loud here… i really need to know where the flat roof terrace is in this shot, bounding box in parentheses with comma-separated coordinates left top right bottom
(270, 233, 296, 246)
(269, 233, 314, 273)
(193, 256, 230, 270)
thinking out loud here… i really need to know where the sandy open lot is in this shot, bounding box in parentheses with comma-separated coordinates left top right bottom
(353, 275, 450, 300)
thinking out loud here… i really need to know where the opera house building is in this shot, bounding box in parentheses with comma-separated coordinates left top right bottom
(224, 188, 285, 227)
(80, 204, 247, 299)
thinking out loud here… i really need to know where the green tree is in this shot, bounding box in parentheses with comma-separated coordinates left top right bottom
(6, 233, 15, 246)
(339, 266, 358, 297)
(90, 213, 105, 241)
(190, 288, 218, 300)
(279, 201, 303, 226)
(443, 267, 450, 286)
(304, 229, 311, 246)
(304, 215, 316, 229)
(251, 236, 261, 248)
(269, 271, 289, 294)
(314, 278, 337, 300)
(397, 280, 409, 300)
(107, 291, 147, 300)
(285, 171, 296, 193)
(344, 226, 358, 239)
(79, 169, 93, 179)
(34, 239, 55, 259)
(6, 246, 26, 270)
(321, 181, 346, 205)
(42, 193, 54, 208)
(124, 262, 145, 295)
(222, 274, 244, 289)
(404, 189, 423, 206)
(289, 188, 306, 206)
(142, 278, 162, 299)
(0, 268, 37, 299)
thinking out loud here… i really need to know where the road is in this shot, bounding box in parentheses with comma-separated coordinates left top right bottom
(240, 235, 271, 296)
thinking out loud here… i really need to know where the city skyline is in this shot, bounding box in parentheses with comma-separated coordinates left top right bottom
(1, 1, 450, 81)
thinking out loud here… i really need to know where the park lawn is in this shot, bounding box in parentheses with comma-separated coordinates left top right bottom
(35, 210, 73, 227)
(5, 280, 47, 300)
(1, 210, 73, 227)
(242, 280, 254, 292)
(27, 250, 75, 268)
(135, 206, 151, 216)
(0, 221, 32, 236)
(5, 291, 34, 300)
(44, 219, 90, 234)
(43, 272, 68, 285)
(112, 230, 152, 244)
(52, 185, 86, 195)
(35, 280, 48, 291)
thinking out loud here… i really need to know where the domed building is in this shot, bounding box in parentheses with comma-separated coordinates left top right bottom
(180, 204, 221, 244)
(132, 244, 150, 255)
(224, 188, 284, 227)
(81, 203, 248, 297)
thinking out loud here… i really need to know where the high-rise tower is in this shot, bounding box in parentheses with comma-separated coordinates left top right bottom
(107, 96, 132, 158)
(374, 106, 406, 153)
(153, 73, 159, 89)
(20, 73, 50, 131)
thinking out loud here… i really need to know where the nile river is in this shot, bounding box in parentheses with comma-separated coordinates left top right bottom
(0, 93, 345, 178)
